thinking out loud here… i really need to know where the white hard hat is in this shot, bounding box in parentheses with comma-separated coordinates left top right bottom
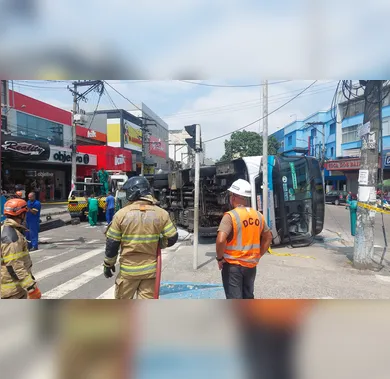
(228, 179, 252, 198)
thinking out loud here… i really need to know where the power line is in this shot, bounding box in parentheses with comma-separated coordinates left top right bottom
(163, 82, 337, 120)
(178, 80, 292, 88)
(204, 80, 318, 143)
(103, 80, 143, 112)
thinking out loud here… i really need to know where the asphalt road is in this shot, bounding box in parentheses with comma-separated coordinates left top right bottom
(324, 204, 390, 249)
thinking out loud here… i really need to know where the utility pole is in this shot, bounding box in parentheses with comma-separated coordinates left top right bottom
(306, 121, 326, 182)
(193, 124, 201, 270)
(184, 124, 202, 270)
(353, 80, 383, 270)
(68, 80, 104, 190)
(71, 82, 78, 192)
(262, 80, 269, 223)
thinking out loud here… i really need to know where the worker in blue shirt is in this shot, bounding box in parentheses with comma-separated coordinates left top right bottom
(26, 192, 41, 251)
(1, 192, 7, 223)
(105, 191, 115, 225)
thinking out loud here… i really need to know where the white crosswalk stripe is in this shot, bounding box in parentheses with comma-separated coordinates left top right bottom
(34, 248, 104, 281)
(97, 285, 115, 299)
(42, 264, 104, 299)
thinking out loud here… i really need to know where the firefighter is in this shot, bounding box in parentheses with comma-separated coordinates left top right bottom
(103, 176, 178, 299)
(216, 179, 273, 299)
(1, 198, 42, 299)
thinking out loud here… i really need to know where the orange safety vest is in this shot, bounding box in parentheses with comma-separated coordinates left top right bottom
(223, 206, 264, 268)
(238, 300, 314, 329)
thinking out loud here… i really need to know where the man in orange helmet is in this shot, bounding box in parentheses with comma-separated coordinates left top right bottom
(1, 198, 41, 299)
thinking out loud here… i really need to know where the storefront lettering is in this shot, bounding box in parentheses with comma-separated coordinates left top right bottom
(2, 140, 45, 156)
(326, 160, 361, 170)
(115, 155, 125, 166)
(54, 152, 90, 164)
(87, 130, 96, 138)
(385, 155, 390, 167)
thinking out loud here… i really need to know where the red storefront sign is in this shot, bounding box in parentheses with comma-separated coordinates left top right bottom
(325, 159, 361, 171)
(149, 136, 167, 159)
(77, 145, 132, 171)
(76, 126, 107, 143)
(325, 155, 383, 171)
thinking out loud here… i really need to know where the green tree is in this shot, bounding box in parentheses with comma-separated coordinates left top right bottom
(220, 131, 281, 161)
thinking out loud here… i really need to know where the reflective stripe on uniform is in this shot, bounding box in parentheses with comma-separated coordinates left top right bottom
(223, 253, 260, 264)
(121, 234, 160, 244)
(106, 228, 122, 241)
(1, 275, 34, 290)
(162, 222, 175, 236)
(1, 251, 30, 264)
(120, 262, 157, 276)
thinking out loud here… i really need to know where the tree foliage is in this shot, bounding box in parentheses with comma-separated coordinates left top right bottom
(220, 131, 281, 161)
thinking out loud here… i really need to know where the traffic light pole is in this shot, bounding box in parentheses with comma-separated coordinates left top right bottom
(193, 124, 201, 270)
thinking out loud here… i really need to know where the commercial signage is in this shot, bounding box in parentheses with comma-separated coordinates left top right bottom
(149, 136, 167, 159)
(123, 119, 142, 152)
(49, 148, 97, 166)
(1, 131, 50, 160)
(25, 171, 54, 178)
(76, 126, 107, 143)
(325, 159, 361, 171)
(385, 153, 390, 167)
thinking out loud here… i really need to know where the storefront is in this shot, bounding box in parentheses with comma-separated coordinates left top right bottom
(77, 145, 133, 177)
(325, 156, 389, 194)
(1, 133, 97, 201)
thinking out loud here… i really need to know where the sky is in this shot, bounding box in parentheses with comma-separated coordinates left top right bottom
(2, 1, 390, 159)
(11, 79, 339, 160)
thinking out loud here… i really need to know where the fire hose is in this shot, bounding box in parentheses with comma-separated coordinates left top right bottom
(154, 247, 162, 299)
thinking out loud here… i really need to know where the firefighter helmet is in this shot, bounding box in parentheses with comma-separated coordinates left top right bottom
(4, 198, 28, 217)
(122, 176, 152, 202)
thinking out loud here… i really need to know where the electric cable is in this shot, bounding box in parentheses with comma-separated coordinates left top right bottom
(178, 80, 292, 88)
(204, 80, 318, 143)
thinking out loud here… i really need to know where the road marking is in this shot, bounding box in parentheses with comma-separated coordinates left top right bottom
(87, 239, 100, 244)
(28, 249, 42, 255)
(34, 248, 104, 281)
(34, 248, 78, 264)
(39, 237, 52, 242)
(376, 275, 390, 283)
(97, 285, 115, 299)
(43, 265, 103, 299)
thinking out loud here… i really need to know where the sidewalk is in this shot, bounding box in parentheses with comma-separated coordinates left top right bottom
(161, 236, 390, 299)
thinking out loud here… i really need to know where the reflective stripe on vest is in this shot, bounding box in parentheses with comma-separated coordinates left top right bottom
(223, 207, 263, 267)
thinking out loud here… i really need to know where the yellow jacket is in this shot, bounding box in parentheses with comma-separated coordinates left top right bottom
(1, 218, 36, 299)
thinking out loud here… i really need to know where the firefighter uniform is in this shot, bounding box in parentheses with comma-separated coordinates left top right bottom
(104, 195, 177, 299)
(1, 218, 36, 299)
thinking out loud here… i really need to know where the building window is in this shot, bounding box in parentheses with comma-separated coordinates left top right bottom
(342, 125, 359, 143)
(382, 118, 390, 136)
(288, 135, 292, 146)
(329, 123, 336, 135)
(331, 147, 334, 157)
(16, 112, 63, 146)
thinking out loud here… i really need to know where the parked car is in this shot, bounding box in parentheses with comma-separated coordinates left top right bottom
(325, 190, 349, 205)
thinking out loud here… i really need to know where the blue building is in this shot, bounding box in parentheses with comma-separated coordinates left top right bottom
(271, 108, 346, 191)
(324, 95, 390, 194)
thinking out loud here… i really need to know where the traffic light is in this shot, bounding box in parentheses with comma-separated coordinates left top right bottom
(185, 124, 202, 152)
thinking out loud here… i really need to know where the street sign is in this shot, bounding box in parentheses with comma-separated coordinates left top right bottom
(357, 122, 370, 138)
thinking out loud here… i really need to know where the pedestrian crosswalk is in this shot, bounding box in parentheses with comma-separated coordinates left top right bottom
(25, 241, 225, 299)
